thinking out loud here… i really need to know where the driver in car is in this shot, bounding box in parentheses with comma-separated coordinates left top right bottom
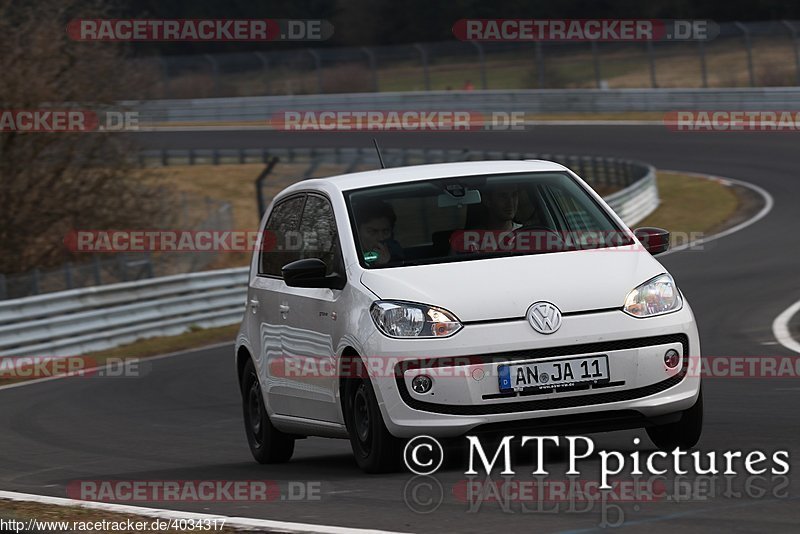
(355, 201, 404, 266)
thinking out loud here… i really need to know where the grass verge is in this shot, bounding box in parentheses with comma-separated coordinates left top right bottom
(638, 171, 740, 242)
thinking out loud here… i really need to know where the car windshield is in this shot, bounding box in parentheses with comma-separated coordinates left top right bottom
(345, 171, 634, 268)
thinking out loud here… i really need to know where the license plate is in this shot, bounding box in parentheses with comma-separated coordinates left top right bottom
(498, 355, 609, 392)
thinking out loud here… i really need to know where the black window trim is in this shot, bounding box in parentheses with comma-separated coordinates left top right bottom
(256, 189, 347, 284)
(302, 191, 348, 282)
(257, 192, 307, 279)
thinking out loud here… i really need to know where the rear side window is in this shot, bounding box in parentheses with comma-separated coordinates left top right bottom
(259, 195, 305, 277)
(298, 194, 345, 276)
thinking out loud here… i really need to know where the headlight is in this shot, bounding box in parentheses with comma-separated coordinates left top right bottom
(370, 301, 462, 338)
(623, 274, 683, 317)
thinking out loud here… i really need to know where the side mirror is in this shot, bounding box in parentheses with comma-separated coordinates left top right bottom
(633, 227, 670, 256)
(282, 258, 345, 289)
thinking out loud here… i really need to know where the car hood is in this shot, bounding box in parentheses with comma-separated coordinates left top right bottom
(359, 247, 665, 322)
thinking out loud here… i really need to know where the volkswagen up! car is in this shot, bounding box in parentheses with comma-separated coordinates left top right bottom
(235, 160, 702, 472)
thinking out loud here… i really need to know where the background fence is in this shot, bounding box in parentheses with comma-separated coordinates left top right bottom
(135, 146, 658, 227)
(132, 86, 800, 125)
(0, 196, 234, 301)
(0, 150, 657, 357)
(132, 21, 800, 100)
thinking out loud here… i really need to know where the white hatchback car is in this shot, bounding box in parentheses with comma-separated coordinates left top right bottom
(235, 160, 702, 472)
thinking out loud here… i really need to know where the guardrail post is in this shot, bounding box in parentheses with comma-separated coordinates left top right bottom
(254, 52, 273, 95)
(31, 268, 40, 296)
(735, 22, 755, 86)
(0, 274, 6, 300)
(117, 255, 128, 282)
(346, 153, 364, 173)
(589, 158, 599, 185)
(159, 56, 171, 98)
(161, 149, 169, 166)
(578, 157, 588, 181)
(92, 256, 102, 285)
(256, 157, 280, 218)
(308, 49, 323, 93)
(535, 42, 545, 88)
(144, 253, 154, 279)
(362, 47, 379, 92)
(591, 42, 602, 88)
(698, 40, 708, 88)
(470, 41, 488, 90)
(782, 20, 800, 85)
(646, 41, 658, 88)
(204, 54, 221, 97)
(64, 262, 74, 290)
(414, 44, 430, 91)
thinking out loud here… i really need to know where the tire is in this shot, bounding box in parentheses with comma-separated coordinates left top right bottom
(343, 364, 403, 473)
(241, 358, 295, 463)
(646, 388, 703, 450)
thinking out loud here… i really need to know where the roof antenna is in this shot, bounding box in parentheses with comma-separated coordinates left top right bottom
(372, 138, 386, 169)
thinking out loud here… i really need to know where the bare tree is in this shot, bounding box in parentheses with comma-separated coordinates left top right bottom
(0, 0, 172, 275)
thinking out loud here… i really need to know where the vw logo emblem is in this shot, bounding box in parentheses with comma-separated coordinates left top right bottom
(527, 301, 562, 334)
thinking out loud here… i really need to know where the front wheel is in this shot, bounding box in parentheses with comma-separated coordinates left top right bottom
(344, 371, 403, 473)
(646, 388, 703, 450)
(241, 358, 295, 463)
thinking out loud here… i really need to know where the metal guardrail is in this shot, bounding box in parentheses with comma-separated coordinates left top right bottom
(131, 87, 800, 123)
(0, 268, 248, 358)
(0, 151, 656, 359)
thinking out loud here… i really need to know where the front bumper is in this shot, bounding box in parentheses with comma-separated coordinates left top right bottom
(361, 305, 701, 438)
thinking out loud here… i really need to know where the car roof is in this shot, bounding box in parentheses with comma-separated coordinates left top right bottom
(279, 160, 570, 196)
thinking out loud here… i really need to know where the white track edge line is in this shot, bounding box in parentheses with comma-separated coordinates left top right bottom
(0, 490, 409, 534)
(772, 300, 800, 355)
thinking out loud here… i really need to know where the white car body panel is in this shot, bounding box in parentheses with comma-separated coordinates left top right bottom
(235, 160, 701, 440)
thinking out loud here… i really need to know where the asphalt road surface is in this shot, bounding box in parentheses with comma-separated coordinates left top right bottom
(1, 126, 799, 532)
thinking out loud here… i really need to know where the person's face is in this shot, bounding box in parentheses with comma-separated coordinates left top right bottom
(359, 217, 392, 247)
(485, 187, 519, 221)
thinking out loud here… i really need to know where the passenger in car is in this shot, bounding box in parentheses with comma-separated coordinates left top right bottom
(466, 184, 523, 231)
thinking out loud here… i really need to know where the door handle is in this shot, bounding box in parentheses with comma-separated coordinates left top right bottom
(279, 303, 290, 314)
(249, 299, 259, 313)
